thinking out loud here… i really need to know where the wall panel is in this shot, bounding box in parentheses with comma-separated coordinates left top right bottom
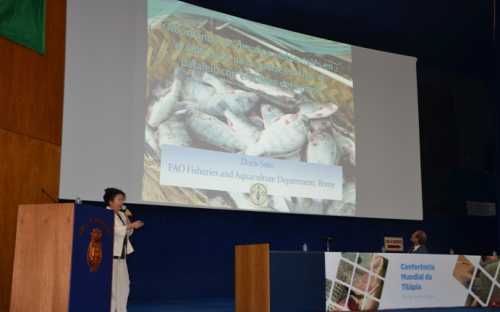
(0, 0, 66, 145)
(0, 129, 61, 310)
(0, 1, 66, 309)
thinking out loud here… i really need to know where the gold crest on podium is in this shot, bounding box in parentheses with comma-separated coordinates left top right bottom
(87, 228, 103, 272)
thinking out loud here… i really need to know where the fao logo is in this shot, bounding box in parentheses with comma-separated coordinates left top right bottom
(249, 183, 268, 207)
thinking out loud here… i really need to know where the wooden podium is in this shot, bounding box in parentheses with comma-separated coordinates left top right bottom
(10, 203, 114, 312)
(235, 244, 271, 312)
(235, 244, 325, 312)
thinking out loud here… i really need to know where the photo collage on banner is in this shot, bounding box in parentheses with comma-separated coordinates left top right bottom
(326, 252, 387, 311)
(453, 255, 500, 307)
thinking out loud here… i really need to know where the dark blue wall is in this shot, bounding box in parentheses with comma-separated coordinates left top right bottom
(496, 1, 500, 252)
(119, 203, 497, 302)
(103, 0, 498, 304)
(182, 0, 494, 77)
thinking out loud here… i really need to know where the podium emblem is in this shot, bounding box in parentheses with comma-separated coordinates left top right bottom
(87, 228, 103, 272)
(249, 183, 268, 207)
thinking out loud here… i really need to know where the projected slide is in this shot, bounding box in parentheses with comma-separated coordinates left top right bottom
(144, 0, 355, 215)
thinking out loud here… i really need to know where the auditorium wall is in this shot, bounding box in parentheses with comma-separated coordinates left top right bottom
(0, 0, 497, 310)
(0, 0, 66, 309)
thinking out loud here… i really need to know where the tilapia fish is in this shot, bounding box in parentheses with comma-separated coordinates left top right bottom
(181, 78, 216, 103)
(201, 72, 228, 93)
(184, 109, 246, 152)
(235, 73, 294, 99)
(325, 182, 355, 215)
(332, 127, 355, 166)
(294, 197, 323, 214)
(245, 113, 309, 157)
(183, 88, 259, 118)
(343, 181, 355, 205)
(182, 72, 229, 101)
(221, 90, 259, 116)
(298, 100, 318, 115)
(298, 100, 338, 120)
(248, 111, 265, 129)
(303, 104, 338, 120)
(261, 103, 284, 128)
(157, 116, 191, 147)
(309, 119, 330, 133)
(307, 130, 338, 165)
(271, 196, 291, 212)
(147, 69, 183, 128)
(183, 73, 259, 117)
(207, 195, 231, 208)
(224, 109, 260, 147)
(145, 125, 160, 158)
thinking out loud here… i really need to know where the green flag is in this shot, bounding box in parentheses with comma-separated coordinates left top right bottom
(0, 0, 46, 54)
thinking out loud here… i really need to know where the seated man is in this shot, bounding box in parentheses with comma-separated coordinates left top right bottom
(409, 230, 428, 254)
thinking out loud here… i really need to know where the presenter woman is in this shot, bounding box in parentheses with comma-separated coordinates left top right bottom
(104, 188, 144, 312)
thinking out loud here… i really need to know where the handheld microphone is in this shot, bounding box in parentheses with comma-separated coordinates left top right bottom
(121, 205, 133, 219)
(323, 236, 334, 252)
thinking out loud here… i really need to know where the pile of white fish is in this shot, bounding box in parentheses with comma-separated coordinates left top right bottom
(145, 67, 356, 216)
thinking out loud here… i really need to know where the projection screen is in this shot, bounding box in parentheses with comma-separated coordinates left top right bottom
(61, 0, 422, 219)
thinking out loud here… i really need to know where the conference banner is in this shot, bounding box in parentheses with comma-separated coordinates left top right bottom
(325, 252, 500, 311)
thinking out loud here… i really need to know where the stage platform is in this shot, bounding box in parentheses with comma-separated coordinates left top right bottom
(129, 298, 233, 312)
(129, 298, 499, 312)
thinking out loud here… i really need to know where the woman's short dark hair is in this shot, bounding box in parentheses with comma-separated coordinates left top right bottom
(103, 188, 126, 206)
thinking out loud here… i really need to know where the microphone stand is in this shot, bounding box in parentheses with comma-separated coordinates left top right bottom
(41, 188, 58, 203)
(324, 236, 334, 252)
